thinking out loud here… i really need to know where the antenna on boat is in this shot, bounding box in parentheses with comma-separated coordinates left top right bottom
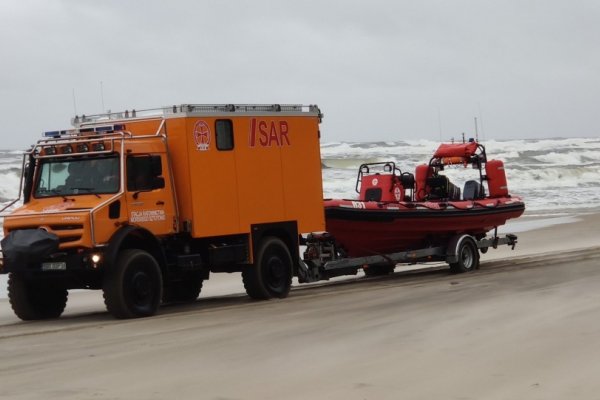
(437, 106, 442, 141)
(474, 117, 479, 142)
(462, 132, 466, 143)
(478, 103, 486, 142)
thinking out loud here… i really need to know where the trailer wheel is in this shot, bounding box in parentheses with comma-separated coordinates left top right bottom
(103, 249, 163, 319)
(363, 263, 395, 277)
(449, 238, 480, 274)
(8, 274, 68, 320)
(163, 272, 204, 303)
(243, 237, 292, 300)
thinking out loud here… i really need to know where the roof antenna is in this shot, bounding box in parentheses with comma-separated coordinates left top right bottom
(72, 88, 78, 115)
(462, 132, 465, 143)
(474, 117, 479, 142)
(100, 81, 105, 112)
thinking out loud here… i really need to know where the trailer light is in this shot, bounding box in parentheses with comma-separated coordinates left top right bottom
(92, 142, 105, 151)
(91, 254, 102, 264)
(77, 143, 89, 152)
(61, 145, 73, 154)
(44, 146, 57, 155)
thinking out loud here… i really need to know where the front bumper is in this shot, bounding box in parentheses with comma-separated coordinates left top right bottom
(0, 249, 105, 276)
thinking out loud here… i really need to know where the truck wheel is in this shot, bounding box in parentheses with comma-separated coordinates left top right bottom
(242, 237, 292, 300)
(363, 263, 395, 277)
(163, 272, 204, 303)
(8, 274, 68, 320)
(449, 238, 480, 273)
(103, 249, 163, 319)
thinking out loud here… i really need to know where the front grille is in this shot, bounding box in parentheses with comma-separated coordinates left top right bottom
(6, 224, 85, 247)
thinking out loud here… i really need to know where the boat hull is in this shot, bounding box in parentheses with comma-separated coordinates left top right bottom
(324, 198, 525, 257)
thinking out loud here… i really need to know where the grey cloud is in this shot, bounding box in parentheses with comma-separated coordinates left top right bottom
(1, 0, 599, 148)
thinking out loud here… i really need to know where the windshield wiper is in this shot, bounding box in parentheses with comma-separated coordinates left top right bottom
(45, 189, 72, 202)
(71, 187, 101, 198)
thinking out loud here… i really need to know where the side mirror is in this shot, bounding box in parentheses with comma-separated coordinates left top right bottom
(23, 157, 35, 203)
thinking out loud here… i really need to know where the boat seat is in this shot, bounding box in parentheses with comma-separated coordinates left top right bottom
(463, 180, 485, 200)
(426, 175, 461, 200)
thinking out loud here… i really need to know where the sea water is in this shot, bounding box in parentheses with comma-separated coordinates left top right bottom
(321, 138, 600, 214)
(1, 137, 600, 298)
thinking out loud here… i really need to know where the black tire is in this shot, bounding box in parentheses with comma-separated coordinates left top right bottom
(242, 237, 293, 300)
(103, 249, 163, 319)
(363, 263, 395, 277)
(8, 274, 68, 320)
(449, 238, 480, 274)
(163, 272, 204, 303)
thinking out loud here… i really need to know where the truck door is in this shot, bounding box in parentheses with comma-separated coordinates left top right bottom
(126, 153, 177, 235)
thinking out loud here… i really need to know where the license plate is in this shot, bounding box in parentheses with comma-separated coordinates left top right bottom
(42, 262, 67, 271)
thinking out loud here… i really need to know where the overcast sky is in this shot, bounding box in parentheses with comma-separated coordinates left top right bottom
(1, 0, 598, 149)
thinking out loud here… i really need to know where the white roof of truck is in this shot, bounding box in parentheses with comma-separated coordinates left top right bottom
(72, 104, 322, 127)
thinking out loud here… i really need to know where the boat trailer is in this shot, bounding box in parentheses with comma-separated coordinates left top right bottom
(298, 232, 518, 283)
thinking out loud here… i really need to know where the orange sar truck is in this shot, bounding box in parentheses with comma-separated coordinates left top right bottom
(0, 104, 325, 319)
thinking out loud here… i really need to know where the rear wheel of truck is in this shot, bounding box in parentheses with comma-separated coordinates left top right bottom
(103, 249, 163, 319)
(163, 272, 204, 303)
(449, 237, 480, 273)
(363, 262, 396, 277)
(8, 274, 68, 320)
(243, 237, 292, 300)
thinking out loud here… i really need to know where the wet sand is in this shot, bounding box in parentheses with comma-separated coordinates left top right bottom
(1, 213, 599, 399)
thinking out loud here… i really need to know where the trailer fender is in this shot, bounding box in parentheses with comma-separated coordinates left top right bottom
(104, 225, 167, 274)
(445, 234, 477, 265)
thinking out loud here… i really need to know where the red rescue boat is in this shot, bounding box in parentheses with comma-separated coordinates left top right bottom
(324, 141, 525, 257)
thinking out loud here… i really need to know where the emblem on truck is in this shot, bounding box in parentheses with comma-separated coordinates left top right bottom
(249, 118, 290, 147)
(193, 120, 211, 151)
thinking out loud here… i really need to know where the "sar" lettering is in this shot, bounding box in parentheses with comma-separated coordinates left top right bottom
(249, 119, 291, 147)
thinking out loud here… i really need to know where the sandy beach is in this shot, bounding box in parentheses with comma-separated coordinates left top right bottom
(1, 212, 600, 399)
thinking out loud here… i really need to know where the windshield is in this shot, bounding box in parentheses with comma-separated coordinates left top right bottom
(34, 155, 120, 198)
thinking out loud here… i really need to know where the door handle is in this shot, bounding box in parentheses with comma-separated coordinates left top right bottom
(156, 201, 165, 206)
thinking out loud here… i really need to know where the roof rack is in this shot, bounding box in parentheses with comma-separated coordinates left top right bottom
(72, 104, 322, 127)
